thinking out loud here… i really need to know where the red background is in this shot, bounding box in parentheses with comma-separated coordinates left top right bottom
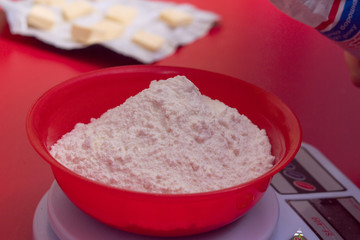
(1, 1, 359, 239)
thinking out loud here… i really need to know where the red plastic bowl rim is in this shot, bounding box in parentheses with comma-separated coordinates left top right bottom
(26, 65, 302, 198)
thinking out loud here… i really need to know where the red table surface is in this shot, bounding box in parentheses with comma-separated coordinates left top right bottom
(0, 1, 359, 239)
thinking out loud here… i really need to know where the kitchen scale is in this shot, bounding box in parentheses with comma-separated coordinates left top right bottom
(33, 143, 360, 240)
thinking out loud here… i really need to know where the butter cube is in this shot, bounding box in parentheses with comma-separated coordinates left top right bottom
(71, 24, 102, 44)
(105, 5, 137, 25)
(62, 1, 94, 21)
(33, 0, 65, 7)
(160, 9, 193, 27)
(71, 20, 124, 44)
(92, 20, 125, 41)
(27, 5, 56, 30)
(132, 30, 165, 51)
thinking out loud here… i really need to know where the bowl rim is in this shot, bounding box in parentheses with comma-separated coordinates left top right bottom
(26, 65, 302, 198)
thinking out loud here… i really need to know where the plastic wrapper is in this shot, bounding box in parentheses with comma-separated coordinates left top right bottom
(269, 0, 360, 59)
(0, 0, 219, 63)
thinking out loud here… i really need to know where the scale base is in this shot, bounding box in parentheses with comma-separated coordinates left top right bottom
(33, 181, 279, 240)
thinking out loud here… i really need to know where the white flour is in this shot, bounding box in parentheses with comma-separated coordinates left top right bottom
(50, 76, 274, 194)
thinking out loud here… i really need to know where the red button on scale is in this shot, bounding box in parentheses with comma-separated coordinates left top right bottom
(293, 181, 316, 191)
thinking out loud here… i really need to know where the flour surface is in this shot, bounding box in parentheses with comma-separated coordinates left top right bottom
(50, 76, 274, 193)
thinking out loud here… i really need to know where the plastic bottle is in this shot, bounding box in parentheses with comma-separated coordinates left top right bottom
(269, 0, 360, 59)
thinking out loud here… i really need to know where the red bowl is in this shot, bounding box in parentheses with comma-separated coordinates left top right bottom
(26, 65, 301, 237)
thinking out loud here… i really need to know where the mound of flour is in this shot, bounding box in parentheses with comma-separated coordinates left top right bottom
(50, 76, 274, 194)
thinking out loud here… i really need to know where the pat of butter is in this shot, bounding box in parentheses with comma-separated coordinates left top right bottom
(62, 1, 94, 21)
(27, 5, 56, 30)
(132, 30, 165, 51)
(71, 20, 124, 44)
(93, 20, 125, 41)
(105, 5, 137, 25)
(160, 9, 193, 27)
(33, 0, 65, 7)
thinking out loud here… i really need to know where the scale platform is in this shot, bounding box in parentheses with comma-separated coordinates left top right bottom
(33, 143, 360, 240)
